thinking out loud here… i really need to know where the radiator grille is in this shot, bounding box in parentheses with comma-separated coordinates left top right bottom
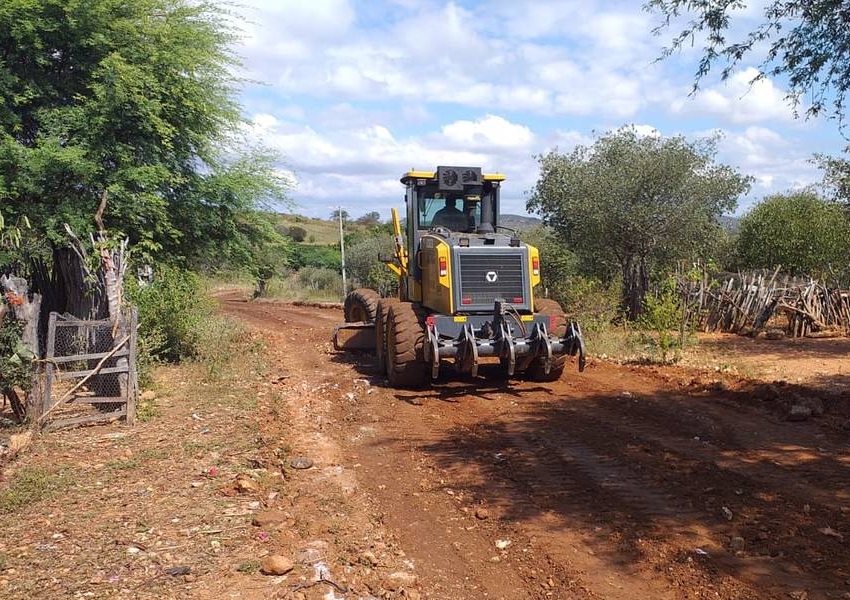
(457, 251, 526, 307)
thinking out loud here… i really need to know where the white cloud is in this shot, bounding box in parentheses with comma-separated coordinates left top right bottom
(247, 110, 589, 216)
(441, 115, 534, 150)
(671, 67, 796, 125)
(231, 1, 844, 218)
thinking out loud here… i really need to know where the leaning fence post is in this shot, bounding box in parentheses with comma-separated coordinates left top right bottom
(42, 312, 57, 419)
(126, 307, 138, 424)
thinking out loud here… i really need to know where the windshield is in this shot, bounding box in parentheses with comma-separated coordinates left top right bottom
(417, 189, 482, 232)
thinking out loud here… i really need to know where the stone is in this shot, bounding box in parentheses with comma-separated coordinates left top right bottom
(140, 390, 157, 402)
(787, 405, 812, 422)
(730, 536, 745, 551)
(235, 474, 260, 493)
(474, 507, 490, 520)
(383, 571, 417, 591)
(252, 510, 289, 528)
(765, 328, 785, 340)
(361, 551, 379, 567)
(290, 457, 314, 470)
(260, 555, 294, 576)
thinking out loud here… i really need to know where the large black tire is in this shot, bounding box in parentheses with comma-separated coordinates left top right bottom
(527, 298, 567, 382)
(344, 288, 380, 323)
(375, 297, 399, 375)
(534, 298, 567, 336)
(386, 302, 428, 388)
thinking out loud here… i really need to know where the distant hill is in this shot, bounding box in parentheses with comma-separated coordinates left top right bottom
(500, 214, 542, 231)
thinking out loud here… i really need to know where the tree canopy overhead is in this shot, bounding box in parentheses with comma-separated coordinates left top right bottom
(0, 0, 288, 269)
(647, 0, 850, 124)
(528, 128, 751, 318)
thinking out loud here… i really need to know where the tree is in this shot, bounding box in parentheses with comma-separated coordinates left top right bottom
(647, 0, 850, 123)
(286, 226, 308, 242)
(0, 0, 288, 317)
(355, 211, 382, 226)
(528, 128, 751, 318)
(735, 191, 850, 278)
(331, 209, 350, 221)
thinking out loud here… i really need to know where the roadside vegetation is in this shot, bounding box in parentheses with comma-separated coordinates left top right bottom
(3, 0, 850, 403)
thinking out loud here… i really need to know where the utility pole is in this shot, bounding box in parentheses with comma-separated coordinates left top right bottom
(338, 207, 347, 294)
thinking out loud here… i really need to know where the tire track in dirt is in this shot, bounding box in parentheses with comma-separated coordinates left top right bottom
(222, 295, 850, 600)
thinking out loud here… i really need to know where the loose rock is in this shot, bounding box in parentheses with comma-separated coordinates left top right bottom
(290, 457, 314, 470)
(787, 405, 812, 422)
(730, 536, 745, 551)
(252, 510, 289, 528)
(235, 473, 260, 493)
(260, 555, 294, 576)
(383, 571, 418, 591)
(474, 507, 490, 520)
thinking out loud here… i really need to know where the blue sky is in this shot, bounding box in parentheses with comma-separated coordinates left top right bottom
(232, 0, 846, 219)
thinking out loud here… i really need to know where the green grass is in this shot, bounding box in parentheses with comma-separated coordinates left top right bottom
(0, 466, 75, 514)
(237, 560, 261, 574)
(262, 275, 342, 303)
(273, 214, 340, 245)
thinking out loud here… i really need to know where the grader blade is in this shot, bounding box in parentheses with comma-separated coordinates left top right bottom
(332, 322, 376, 351)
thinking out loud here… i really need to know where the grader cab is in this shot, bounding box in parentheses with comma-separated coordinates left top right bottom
(334, 166, 585, 387)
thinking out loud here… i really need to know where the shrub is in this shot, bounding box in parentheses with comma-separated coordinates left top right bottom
(296, 266, 343, 293)
(636, 277, 687, 362)
(126, 265, 213, 363)
(287, 226, 307, 242)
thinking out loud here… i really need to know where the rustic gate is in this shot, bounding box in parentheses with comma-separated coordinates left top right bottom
(40, 309, 138, 429)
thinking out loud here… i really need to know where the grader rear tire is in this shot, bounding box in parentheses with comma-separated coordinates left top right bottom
(527, 298, 567, 382)
(344, 288, 380, 323)
(386, 303, 428, 388)
(375, 298, 399, 375)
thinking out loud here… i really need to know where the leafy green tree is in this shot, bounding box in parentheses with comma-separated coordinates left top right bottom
(355, 211, 382, 226)
(735, 191, 850, 278)
(331, 209, 349, 221)
(286, 226, 308, 242)
(0, 0, 287, 314)
(528, 128, 751, 318)
(648, 0, 850, 122)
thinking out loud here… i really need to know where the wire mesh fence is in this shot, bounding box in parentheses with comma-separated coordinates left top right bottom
(40, 308, 137, 429)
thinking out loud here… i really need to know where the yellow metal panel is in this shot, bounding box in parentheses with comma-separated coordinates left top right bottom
(526, 243, 541, 288)
(521, 315, 534, 322)
(526, 243, 540, 309)
(400, 170, 507, 183)
(453, 316, 467, 323)
(419, 234, 453, 314)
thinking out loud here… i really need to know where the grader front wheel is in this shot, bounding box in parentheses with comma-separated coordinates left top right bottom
(344, 288, 380, 323)
(375, 297, 399, 375)
(526, 298, 568, 381)
(386, 303, 428, 388)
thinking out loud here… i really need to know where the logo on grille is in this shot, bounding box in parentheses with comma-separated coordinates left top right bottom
(485, 271, 498, 283)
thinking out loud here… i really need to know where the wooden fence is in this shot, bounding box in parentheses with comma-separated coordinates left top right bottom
(678, 268, 850, 337)
(39, 309, 138, 429)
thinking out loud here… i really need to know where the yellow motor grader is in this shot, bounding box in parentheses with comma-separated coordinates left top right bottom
(334, 166, 585, 387)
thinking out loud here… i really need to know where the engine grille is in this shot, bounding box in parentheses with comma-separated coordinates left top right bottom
(457, 251, 526, 308)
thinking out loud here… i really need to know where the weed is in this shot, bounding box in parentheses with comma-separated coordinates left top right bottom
(136, 399, 160, 422)
(0, 466, 74, 514)
(108, 458, 140, 470)
(237, 560, 261, 574)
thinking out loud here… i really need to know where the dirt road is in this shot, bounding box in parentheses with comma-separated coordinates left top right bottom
(224, 294, 850, 600)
